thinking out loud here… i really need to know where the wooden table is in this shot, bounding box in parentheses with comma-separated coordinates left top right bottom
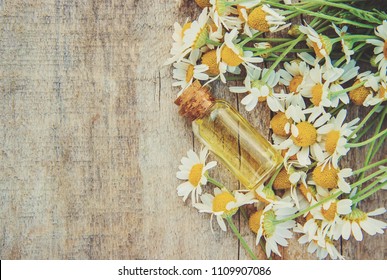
(0, 0, 385, 259)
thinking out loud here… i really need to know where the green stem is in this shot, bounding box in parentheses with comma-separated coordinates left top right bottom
(370, 135, 387, 160)
(293, 7, 375, 29)
(353, 158, 387, 175)
(250, 40, 294, 56)
(328, 103, 345, 115)
(252, 37, 291, 42)
(207, 176, 226, 189)
(240, 31, 264, 46)
(262, 35, 304, 81)
(352, 181, 387, 204)
(348, 103, 381, 139)
(346, 129, 387, 148)
(351, 168, 386, 189)
(328, 81, 365, 99)
(226, 216, 258, 260)
(311, 0, 382, 24)
(363, 107, 386, 170)
(334, 43, 366, 67)
(266, 163, 283, 190)
(353, 175, 387, 200)
(275, 190, 342, 224)
(352, 118, 376, 142)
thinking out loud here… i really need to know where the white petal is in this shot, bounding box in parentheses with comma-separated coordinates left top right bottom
(352, 222, 363, 241)
(342, 221, 351, 240)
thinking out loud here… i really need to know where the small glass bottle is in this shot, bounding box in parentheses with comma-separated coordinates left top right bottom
(175, 81, 283, 190)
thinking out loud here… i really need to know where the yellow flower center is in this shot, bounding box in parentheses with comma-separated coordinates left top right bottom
(212, 192, 237, 215)
(270, 112, 292, 137)
(249, 210, 263, 234)
(384, 40, 387, 59)
(188, 163, 204, 186)
(247, 6, 270, 32)
(312, 165, 338, 189)
(349, 80, 371, 105)
(201, 50, 220, 76)
(321, 202, 337, 221)
(289, 75, 303, 94)
(292, 122, 317, 147)
(181, 22, 192, 37)
(221, 45, 243, 67)
(325, 130, 340, 155)
(273, 168, 292, 190)
(194, 0, 211, 9)
(186, 64, 194, 83)
(311, 83, 323, 106)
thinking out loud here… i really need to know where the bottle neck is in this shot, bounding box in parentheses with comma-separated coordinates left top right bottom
(174, 80, 215, 121)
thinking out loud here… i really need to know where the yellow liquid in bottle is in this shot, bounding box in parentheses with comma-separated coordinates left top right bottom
(192, 100, 283, 190)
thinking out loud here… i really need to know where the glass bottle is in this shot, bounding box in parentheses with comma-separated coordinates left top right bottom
(175, 81, 283, 190)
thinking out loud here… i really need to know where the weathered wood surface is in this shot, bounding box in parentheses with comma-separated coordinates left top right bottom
(0, 0, 385, 259)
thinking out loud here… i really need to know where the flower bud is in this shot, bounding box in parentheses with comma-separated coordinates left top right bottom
(288, 24, 301, 37)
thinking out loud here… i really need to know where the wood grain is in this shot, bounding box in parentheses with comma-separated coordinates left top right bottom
(0, 0, 385, 259)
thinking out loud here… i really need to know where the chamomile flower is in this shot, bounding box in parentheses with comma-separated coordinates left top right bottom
(173, 50, 209, 95)
(332, 24, 354, 64)
(194, 188, 256, 231)
(367, 20, 387, 78)
(279, 60, 310, 109)
(307, 196, 352, 241)
(325, 61, 359, 107)
(277, 107, 333, 166)
(297, 225, 344, 260)
(342, 207, 387, 241)
(300, 64, 332, 107)
(319, 237, 344, 260)
(311, 164, 352, 193)
(230, 67, 284, 111)
(364, 77, 386, 106)
(349, 72, 379, 106)
(176, 147, 217, 204)
(299, 23, 332, 67)
(217, 28, 263, 80)
(320, 109, 359, 168)
(255, 184, 277, 205)
(165, 20, 192, 65)
(210, 0, 242, 30)
(166, 8, 211, 65)
(270, 111, 292, 138)
(201, 49, 221, 77)
(237, 4, 256, 38)
(255, 203, 296, 257)
(247, 5, 289, 33)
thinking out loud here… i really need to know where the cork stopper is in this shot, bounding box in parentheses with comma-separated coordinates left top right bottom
(174, 80, 215, 121)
